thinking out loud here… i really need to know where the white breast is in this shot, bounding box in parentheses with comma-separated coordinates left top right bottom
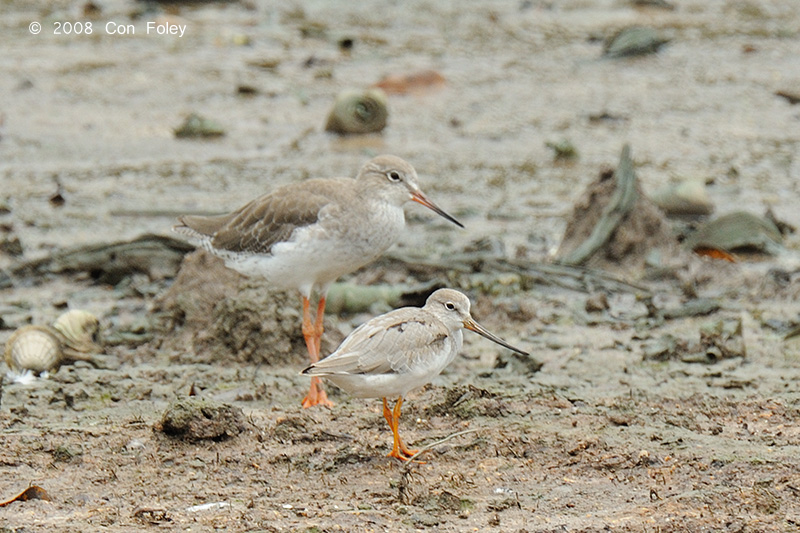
(224, 201, 406, 295)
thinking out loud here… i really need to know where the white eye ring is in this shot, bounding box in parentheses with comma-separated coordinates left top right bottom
(445, 302, 456, 310)
(387, 171, 401, 182)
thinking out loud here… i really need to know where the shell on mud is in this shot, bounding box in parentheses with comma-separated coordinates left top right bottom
(324, 88, 388, 135)
(3, 309, 101, 374)
(53, 309, 101, 355)
(603, 27, 670, 58)
(650, 179, 714, 216)
(684, 211, 783, 254)
(4, 325, 63, 373)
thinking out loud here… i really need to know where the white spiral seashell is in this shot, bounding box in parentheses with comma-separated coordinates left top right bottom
(4, 325, 62, 373)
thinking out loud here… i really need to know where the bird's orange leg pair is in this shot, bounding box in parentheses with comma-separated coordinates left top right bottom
(301, 295, 333, 408)
(382, 397, 420, 461)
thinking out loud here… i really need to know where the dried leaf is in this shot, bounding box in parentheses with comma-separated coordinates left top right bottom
(373, 70, 446, 95)
(0, 485, 51, 507)
(693, 247, 737, 262)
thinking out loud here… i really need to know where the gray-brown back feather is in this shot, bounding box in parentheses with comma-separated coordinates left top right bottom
(175, 177, 355, 254)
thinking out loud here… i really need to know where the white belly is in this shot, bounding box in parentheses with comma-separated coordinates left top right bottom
(222, 203, 405, 295)
(323, 334, 460, 399)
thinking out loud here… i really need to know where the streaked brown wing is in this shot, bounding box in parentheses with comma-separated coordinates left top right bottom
(308, 308, 450, 376)
(180, 177, 354, 254)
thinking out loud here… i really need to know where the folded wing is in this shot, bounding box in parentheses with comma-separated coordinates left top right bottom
(175, 178, 353, 254)
(305, 308, 450, 376)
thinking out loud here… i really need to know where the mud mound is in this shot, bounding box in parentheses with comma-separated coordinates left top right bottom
(557, 150, 680, 275)
(151, 250, 306, 365)
(157, 397, 247, 441)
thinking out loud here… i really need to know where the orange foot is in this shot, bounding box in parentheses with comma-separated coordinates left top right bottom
(388, 449, 412, 462)
(387, 448, 426, 463)
(401, 446, 420, 458)
(302, 378, 334, 409)
(388, 440, 423, 462)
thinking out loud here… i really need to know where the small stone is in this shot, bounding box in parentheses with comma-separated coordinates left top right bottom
(604, 27, 670, 58)
(585, 292, 609, 312)
(174, 113, 225, 139)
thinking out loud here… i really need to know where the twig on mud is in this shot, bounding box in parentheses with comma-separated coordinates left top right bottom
(403, 428, 481, 470)
(379, 251, 649, 295)
(1, 234, 194, 287)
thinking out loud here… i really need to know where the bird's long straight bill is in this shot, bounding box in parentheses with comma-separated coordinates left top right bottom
(411, 192, 464, 228)
(464, 319, 529, 355)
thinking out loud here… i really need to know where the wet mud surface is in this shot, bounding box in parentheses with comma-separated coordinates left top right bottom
(2, 0, 800, 531)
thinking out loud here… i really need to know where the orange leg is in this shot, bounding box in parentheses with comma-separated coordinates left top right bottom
(384, 397, 419, 460)
(313, 296, 326, 357)
(382, 397, 394, 429)
(301, 296, 333, 409)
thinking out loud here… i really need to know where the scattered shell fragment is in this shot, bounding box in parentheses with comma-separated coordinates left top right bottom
(324, 89, 388, 135)
(684, 211, 783, 255)
(373, 69, 446, 95)
(650, 180, 714, 216)
(603, 27, 670, 58)
(4, 310, 102, 374)
(186, 502, 230, 513)
(174, 113, 225, 138)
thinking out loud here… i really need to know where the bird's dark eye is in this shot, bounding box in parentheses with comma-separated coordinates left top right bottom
(387, 171, 401, 182)
(445, 302, 456, 311)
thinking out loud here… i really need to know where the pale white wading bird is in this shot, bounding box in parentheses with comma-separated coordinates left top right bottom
(302, 288, 528, 460)
(174, 156, 462, 408)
